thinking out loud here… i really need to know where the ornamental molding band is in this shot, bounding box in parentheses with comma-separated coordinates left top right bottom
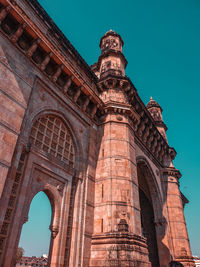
(0, 0, 194, 266)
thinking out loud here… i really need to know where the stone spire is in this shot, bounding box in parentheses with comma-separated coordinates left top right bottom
(97, 30, 127, 78)
(147, 97, 168, 142)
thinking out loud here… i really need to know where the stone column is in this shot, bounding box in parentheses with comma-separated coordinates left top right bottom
(10, 23, 27, 43)
(26, 39, 41, 57)
(63, 76, 73, 94)
(90, 84, 150, 266)
(50, 180, 72, 267)
(163, 168, 194, 267)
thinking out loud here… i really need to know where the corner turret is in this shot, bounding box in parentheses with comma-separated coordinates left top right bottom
(147, 97, 168, 142)
(95, 30, 127, 78)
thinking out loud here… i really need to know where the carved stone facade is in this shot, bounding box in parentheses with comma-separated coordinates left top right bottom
(0, 1, 194, 266)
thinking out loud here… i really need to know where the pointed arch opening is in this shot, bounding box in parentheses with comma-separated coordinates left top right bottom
(137, 160, 160, 267)
(18, 191, 52, 264)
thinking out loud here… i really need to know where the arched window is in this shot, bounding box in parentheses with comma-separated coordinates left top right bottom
(29, 115, 75, 167)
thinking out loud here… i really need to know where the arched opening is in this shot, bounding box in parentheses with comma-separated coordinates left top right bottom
(137, 162, 160, 267)
(12, 113, 79, 266)
(18, 191, 52, 264)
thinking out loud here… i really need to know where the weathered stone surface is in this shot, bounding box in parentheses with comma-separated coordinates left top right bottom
(0, 1, 194, 267)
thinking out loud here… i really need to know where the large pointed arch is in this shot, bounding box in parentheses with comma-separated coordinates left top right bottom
(136, 156, 171, 266)
(136, 156, 163, 222)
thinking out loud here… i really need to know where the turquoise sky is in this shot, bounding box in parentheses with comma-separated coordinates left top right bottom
(19, 0, 200, 258)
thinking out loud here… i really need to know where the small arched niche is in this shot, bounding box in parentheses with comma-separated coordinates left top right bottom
(137, 161, 160, 267)
(18, 191, 52, 262)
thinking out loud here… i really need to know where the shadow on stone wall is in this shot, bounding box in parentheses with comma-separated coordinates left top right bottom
(137, 158, 172, 267)
(170, 261, 184, 267)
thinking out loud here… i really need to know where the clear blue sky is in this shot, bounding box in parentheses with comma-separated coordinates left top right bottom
(19, 0, 200, 257)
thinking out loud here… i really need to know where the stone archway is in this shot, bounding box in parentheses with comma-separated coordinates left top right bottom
(18, 191, 52, 263)
(24, 183, 63, 266)
(0, 113, 80, 267)
(137, 162, 160, 267)
(137, 157, 171, 267)
(22, 113, 77, 266)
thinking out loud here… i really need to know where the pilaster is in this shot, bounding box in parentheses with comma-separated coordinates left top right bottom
(162, 168, 194, 267)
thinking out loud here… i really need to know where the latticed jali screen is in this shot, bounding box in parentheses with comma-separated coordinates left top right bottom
(30, 115, 75, 167)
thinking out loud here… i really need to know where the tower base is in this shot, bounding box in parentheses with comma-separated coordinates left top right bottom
(89, 233, 151, 267)
(172, 256, 195, 267)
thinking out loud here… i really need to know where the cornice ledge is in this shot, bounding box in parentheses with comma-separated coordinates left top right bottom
(91, 232, 147, 247)
(162, 167, 182, 179)
(0, 0, 103, 121)
(175, 255, 195, 262)
(97, 49, 128, 69)
(104, 102, 140, 124)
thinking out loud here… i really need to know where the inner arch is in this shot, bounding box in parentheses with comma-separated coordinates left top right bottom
(18, 191, 52, 258)
(137, 162, 160, 267)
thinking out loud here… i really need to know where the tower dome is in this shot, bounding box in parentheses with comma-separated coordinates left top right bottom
(99, 29, 124, 52)
(147, 97, 162, 112)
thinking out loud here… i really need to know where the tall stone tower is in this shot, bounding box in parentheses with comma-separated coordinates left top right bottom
(90, 30, 153, 266)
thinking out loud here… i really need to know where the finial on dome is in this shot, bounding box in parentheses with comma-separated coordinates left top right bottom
(106, 29, 115, 34)
(150, 96, 153, 101)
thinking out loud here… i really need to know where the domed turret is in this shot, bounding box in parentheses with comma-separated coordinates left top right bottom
(97, 30, 127, 78)
(147, 97, 162, 112)
(147, 97, 168, 142)
(100, 30, 124, 53)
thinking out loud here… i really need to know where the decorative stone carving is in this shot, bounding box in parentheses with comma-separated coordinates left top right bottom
(91, 104, 98, 118)
(40, 52, 53, 71)
(29, 115, 75, 167)
(73, 87, 81, 102)
(118, 219, 129, 232)
(56, 184, 64, 193)
(27, 38, 41, 57)
(52, 64, 63, 83)
(82, 96, 91, 111)
(63, 76, 73, 93)
(10, 22, 27, 43)
(107, 245, 118, 259)
(50, 225, 59, 239)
